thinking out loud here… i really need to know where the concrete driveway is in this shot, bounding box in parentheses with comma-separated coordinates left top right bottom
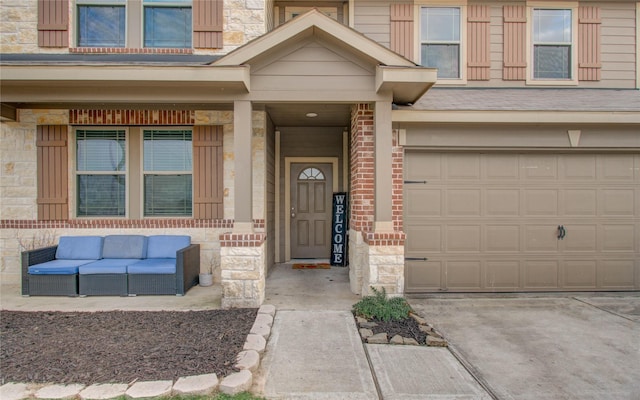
(409, 295, 640, 400)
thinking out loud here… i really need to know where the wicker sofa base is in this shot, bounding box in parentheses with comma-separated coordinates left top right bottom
(28, 274, 78, 297)
(128, 274, 177, 296)
(79, 274, 128, 296)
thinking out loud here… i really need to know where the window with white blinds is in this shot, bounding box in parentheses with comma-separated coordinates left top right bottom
(76, 129, 127, 216)
(143, 129, 193, 216)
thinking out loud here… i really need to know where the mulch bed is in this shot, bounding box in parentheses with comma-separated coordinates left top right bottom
(367, 317, 428, 344)
(0, 309, 257, 385)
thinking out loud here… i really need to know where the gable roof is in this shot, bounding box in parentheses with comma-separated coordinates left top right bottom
(215, 9, 415, 68)
(214, 9, 436, 104)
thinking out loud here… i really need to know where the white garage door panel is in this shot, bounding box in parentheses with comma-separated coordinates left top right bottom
(404, 152, 640, 293)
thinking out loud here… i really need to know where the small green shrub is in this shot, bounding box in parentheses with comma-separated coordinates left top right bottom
(352, 286, 412, 322)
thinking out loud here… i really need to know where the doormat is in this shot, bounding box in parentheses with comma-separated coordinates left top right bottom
(292, 263, 331, 269)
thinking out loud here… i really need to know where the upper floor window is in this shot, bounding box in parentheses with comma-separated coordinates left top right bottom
(77, 1, 126, 47)
(144, 0, 192, 48)
(76, 0, 192, 48)
(420, 7, 461, 79)
(532, 8, 572, 79)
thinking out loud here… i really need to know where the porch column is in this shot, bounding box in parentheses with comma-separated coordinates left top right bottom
(220, 100, 266, 308)
(233, 100, 253, 233)
(374, 101, 393, 231)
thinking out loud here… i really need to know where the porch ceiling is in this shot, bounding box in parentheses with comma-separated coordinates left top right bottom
(264, 103, 351, 128)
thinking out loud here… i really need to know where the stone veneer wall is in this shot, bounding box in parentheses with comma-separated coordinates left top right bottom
(0, 108, 267, 287)
(220, 233, 266, 308)
(348, 104, 406, 296)
(0, 0, 265, 55)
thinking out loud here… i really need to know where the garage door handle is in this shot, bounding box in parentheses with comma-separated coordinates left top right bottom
(557, 225, 566, 240)
(405, 257, 428, 261)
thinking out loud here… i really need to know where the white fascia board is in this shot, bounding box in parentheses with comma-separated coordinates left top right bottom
(393, 110, 640, 125)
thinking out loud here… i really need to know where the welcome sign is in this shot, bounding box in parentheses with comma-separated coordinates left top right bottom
(331, 192, 348, 266)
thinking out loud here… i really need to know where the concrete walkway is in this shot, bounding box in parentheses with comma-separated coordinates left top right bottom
(253, 263, 491, 399)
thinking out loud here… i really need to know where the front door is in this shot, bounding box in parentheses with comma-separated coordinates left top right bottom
(290, 163, 332, 258)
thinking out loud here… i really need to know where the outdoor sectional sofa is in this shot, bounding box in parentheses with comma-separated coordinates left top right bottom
(21, 235, 200, 297)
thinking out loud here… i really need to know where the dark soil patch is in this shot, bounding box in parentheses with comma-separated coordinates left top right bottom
(0, 309, 257, 385)
(356, 316, 428, 345)
(369, 317, 427, 344)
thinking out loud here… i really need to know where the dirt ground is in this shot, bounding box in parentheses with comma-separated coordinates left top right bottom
(0, 309, 257, 385)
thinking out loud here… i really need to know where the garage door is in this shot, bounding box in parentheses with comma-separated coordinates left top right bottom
(404, 152, 640, 292)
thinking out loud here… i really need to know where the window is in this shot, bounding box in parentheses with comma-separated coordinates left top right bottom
(75, 0, 192, 48)
(143, 130, 193, 216)
(77, 1, 126, 47)
(298, 167, 325, 181)
(144, 0, 192, 48)
(76, 130, 126, 216)
(420, 7, 461, 79)
(533, 8, 572, 79)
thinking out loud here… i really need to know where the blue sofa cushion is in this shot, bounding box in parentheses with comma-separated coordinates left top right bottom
(78, 259, 140, 275)
(102, 235, 147, 259)
(146, 235, 190, 259)
(56, 236, 103, 260)
(127, 259, 177, 274)
(28, 259, 95, 275)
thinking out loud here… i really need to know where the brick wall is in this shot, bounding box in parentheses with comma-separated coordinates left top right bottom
(350, 103, 375, 233)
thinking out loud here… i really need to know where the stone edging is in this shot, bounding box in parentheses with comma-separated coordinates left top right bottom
(0, 305, 276, 400)
(357, 312, 448, 347)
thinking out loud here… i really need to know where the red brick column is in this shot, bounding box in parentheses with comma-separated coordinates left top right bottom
(350, 104, 375, 233)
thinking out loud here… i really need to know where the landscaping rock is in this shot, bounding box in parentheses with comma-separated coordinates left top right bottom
(403, 337, 420, 346)
(173, 373, 219, 395)
(410, 313, 427, 325)
(243, 333, 267, 354)
(390, 335, 405, 345)
(35, 383, 85, 399)
(419, 324, 434, 334)
(235, 350, 261, 372)
(367, 333, 388, 344)
(1, 383, 32, 400)
(359, 328, 374, 339)
(258, 304, 276, 317)
(79, 383, 128, 400)
(426, 335, 448, 347)
(219, 370, 252, 395)
(125, 380, 172, 399)
(360, 321, 378, 329)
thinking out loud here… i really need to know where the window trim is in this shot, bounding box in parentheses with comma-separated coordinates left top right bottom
(414, 1, 468, 85)
(526, 1, 579, 86)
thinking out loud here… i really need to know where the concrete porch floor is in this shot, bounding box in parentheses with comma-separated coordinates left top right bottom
(0, 261, 358, 312)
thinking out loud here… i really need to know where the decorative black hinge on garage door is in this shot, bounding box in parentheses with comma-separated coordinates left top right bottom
(405, 257, 428, 261)
(404, 180, 428, 184)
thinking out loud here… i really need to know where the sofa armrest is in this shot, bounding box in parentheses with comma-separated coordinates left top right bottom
(21, 245, 58, 296)
(176, 243, 200, 295)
